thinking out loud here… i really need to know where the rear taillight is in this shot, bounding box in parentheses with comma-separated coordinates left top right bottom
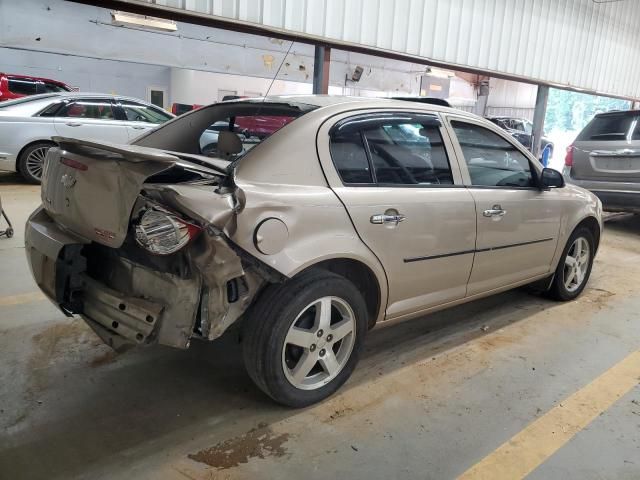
(134, 209, 201, 255)
(564, 145, 574, 167)
(61, 157, 88, 171)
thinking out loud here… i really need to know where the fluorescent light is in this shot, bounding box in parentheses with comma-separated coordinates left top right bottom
(111, 11, 177, 32)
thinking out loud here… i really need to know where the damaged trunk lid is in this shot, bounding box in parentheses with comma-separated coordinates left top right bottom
(41, 137, 229, 245)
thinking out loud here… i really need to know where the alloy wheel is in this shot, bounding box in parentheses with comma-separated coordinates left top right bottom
(25, 146, 50, 180)
(282, 296, 356, 391)
(563, 236, 590, 292)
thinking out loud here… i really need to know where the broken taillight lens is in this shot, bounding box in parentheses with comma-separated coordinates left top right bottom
(134, 209, 201, 255)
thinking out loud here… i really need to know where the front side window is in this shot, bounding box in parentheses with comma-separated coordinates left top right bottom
(60, 100, 115, 120)
(451, 120, 535, 188)
(121, 101, 172, 124)
(40, 82, 69, 93)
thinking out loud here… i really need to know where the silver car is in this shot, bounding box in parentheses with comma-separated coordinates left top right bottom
(565, 109, 640, 212)
(25, 96, 602, 407)
(0, 92, 174, 183)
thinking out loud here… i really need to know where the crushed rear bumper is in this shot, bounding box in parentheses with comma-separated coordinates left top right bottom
(25, 207, 201, 351)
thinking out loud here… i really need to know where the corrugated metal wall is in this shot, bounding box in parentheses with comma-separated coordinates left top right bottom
(143, 0, 640, 99)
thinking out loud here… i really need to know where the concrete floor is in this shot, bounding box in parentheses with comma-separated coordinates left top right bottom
(1, 172, 639, 480)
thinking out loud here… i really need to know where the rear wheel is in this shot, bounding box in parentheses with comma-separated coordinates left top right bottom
(243, 270, 368, 407)
(547, 227, 595, 301)
(18, 142, 55, 184)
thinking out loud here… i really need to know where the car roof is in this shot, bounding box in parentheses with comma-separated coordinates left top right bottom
(228, 94, 477, 117)
(487, 116, 528, 120)
(1, 91, 167, 105)
(0, 73, 68, 86)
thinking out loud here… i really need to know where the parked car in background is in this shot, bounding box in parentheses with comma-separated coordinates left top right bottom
(487, 116, 554, 158)
(0, 92, 174, 183)
(25, 96, 601, 407)
(564, 109, 640, 212)
(221, 95, 294, 137)
(0, 73, 72, 102)
(171, 102, 202, 116)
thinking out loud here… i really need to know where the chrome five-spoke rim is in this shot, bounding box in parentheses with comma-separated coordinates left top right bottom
(26, 146, 50, 180)
(282, 296, 356, 391)
(564, 237, 590, 292)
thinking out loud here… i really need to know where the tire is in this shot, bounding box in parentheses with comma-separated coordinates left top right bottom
(243, 269, 368, 407)
(546, 227, 595, 301)
(17, 141, 55, 184)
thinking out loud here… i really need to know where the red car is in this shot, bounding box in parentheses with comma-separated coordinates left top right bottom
(174, 97, 294, 137)
(0, 73, 72, 102)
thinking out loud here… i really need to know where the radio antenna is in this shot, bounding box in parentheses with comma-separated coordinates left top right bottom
(262, 40, 295, 102)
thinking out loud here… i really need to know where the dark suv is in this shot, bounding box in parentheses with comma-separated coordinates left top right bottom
(564, 110, 640, 213)
(487, 116, 554, 158)
(0, 73, 72, 102)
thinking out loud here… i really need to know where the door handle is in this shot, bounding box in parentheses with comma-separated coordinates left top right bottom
(483, 205, 506, 217)
(131, 125, 146, 130)
(65, 122, 82, 127)
(370, 213, 407, 225)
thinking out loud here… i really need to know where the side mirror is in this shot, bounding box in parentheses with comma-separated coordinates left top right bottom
(540, 167, 565, 189)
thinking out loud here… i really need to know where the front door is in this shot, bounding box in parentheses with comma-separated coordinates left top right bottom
(446, 117, 561, 295)
(318, 111, 477, 319)
(116, 100, 174, 141)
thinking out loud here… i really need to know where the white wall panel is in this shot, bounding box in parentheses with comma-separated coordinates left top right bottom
(136, 0, 640, 99)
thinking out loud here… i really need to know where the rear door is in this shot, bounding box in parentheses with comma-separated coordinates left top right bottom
(572, 112, 640, 182)
(318, 111, 477, 319)
(445, 116, 561, 295)
(53, 98, 129, 144)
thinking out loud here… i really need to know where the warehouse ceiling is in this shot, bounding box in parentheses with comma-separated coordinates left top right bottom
(67, 0, 640, 100)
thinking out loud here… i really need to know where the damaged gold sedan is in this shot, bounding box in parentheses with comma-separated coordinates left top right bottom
(25, 96, 602, 406)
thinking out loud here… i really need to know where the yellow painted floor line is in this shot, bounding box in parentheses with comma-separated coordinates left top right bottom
(0, 291, 45, 307)
(458, 350, 640, 480)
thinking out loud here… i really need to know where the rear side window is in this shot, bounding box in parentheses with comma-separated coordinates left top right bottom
(59, 100, 115, 120)
(8, 78, 37, 95)
(577, 113, 639, 141)
(363, 123, 453, 185)
(329, 114, 453, 186)
(330, 130, 373, 184)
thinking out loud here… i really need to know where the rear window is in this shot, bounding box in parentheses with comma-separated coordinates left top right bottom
(134, 101, 317, 162)
(577, 113, 639, 141)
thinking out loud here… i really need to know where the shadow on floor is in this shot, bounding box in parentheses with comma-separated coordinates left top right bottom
(0, 286, 566, 479)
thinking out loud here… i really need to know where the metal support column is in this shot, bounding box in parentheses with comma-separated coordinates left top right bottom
(313, 45, 331, 94)
(531, 85, 549, 159)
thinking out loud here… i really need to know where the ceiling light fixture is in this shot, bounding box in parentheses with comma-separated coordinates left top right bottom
(111, 11, 177, 32)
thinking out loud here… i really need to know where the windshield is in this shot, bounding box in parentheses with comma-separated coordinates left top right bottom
(134, 101, 317, 162)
